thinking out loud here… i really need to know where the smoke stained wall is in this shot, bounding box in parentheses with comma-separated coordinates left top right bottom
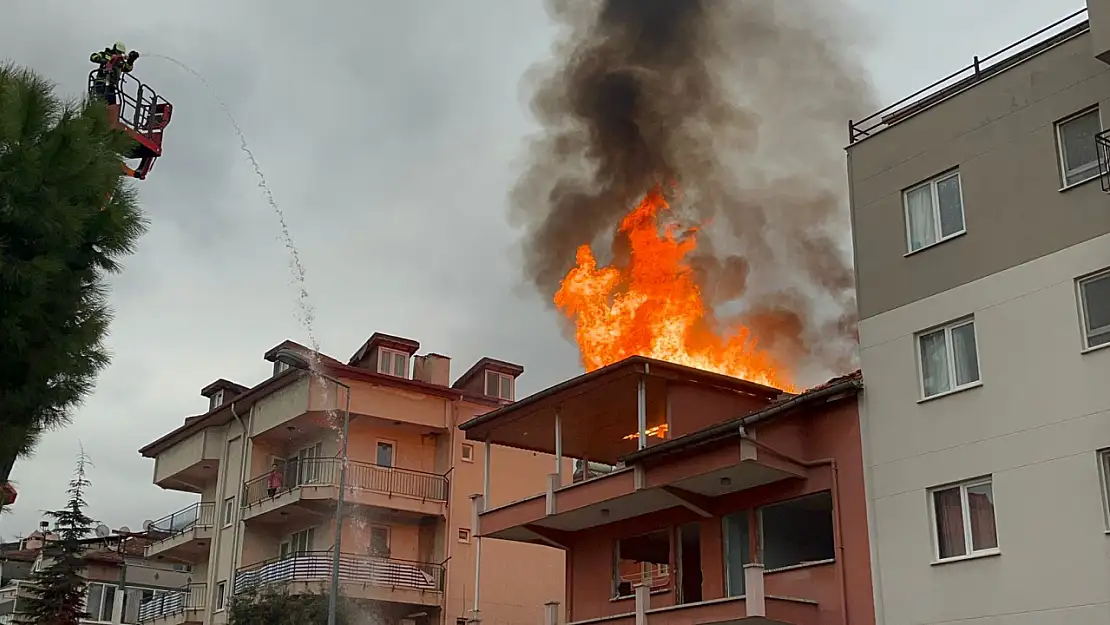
(510, 0, 877, 384)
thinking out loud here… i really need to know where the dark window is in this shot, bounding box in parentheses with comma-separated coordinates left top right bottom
(613, 529, 671, 598)
(759, 491, 835, 570)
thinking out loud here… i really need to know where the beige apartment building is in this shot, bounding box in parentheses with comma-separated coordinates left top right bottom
(134, 333, 564, 625)
(848, 4, 1110, 625)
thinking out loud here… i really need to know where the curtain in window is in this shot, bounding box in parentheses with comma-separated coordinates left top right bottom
(919, 331, 950, 396)
(905, 186, 936, 250)
(967, 487, 998, 551)
(933, 488, 965, 559)
(950, 323, 979, 386)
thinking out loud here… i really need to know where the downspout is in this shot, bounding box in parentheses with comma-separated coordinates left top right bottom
(441, 396, 460, 625)
(229, 402, 252, 588)
(738, 434, 849, 625)
(207, 403, 234, 615)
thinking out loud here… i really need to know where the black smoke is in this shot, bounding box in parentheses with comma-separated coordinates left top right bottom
(510, 0, 876, 383)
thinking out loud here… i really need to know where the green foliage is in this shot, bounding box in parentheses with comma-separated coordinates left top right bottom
(0, 62, 148, 484)
(19, 452, 96, 625)
(228, 584, 355, 625)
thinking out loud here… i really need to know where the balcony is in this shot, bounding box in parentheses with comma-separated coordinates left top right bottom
(241, 458, 448, 525)
(144, 503, 216, 563)
(233, 552, 444, 607)
(151, 430, 221, 493)
(138, 583, 207, 625)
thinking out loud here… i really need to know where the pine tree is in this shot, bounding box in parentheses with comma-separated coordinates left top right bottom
(0, 62, 148, 501)
(19, 452, 96, 625)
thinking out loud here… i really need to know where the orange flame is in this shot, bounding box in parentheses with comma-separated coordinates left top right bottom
(555, 187, 795, 391)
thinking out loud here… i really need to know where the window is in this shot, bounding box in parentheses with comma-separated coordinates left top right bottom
(376, 441, 395, 468)
(759, 492, 835, 570)
(458, 528, 471, 544)
(1078, 270, 1110, 349)
(370, 525, 390, 556)
(274, 359, 291, 376)
(378, 348, 409, 378)
(917, 318, 980, 399)
(612, 529, 670, 599)
(722, 512, 751, 597)
(930, 478, 998, 561)
(216, 581, 226, 611)
(461, 443, 474, 463)
(292, 442, 323, 485)
(85, 582, 117, 622)
(1057, 107, 1102, 187)
(903, 171, 965, 253)
(1099, 449, 1110, 529)
(484, 370, 513, 400)
(209, 389, 224, 411)
(290, 527, 315, 555)
(222, 496, 235, 527)
(457, 619, 468, 625)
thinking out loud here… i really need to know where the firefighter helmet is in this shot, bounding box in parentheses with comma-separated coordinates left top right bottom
(112, 41, 127, 54)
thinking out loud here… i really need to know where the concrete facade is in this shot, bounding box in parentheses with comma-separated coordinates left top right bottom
(848, 4, 1110, 624)
(137, 334, 564, 625)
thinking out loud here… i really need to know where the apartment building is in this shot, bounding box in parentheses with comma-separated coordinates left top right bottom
(0, 529, 192, 624)
(460, 356, 875, 625)
(136, 333, 564, 625)
(847, 4, 1110, 624)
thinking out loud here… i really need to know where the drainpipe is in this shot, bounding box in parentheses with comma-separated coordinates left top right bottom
(207, 407, 232, 617)
(229, 403, 252, 585)
(441, 397, 459, 625)
(738, 433, 849, 625)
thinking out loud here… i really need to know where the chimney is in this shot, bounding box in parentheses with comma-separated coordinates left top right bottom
(424, 354, 451, 386)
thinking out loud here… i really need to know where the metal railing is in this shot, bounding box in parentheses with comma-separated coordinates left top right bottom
(1096, 129, 1110, 193)
(147, 502, 216, 538)
(86, 70, 172, 149)
(137, 583, 207, 622)
(849, 8, 1089, 144)
(242, 458, 448, 507)
(233, 552, 444, 595)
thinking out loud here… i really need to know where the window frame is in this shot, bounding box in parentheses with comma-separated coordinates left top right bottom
(274, 360, 291, 376)
(458, 528, 471, 544)
(484, 370, 513, 401)
(222, 496, 235, 527)
(902, 170, 966, 254)
(461, 443, 474, 463)
(1098, 449, 1110, 531)
(369, 524, 391, 556)
(215, 581, 226, 612)
(1077, 268, 1110, 351)
(1055, 106, 1103, 189)
(209, 390, 224, 411)
(915, 316, 982, 400)
(84, 582, 116, 623)
(927, 476, 1000, 563)
(375, 439, 396, 468)
(290, 527, 315, 554)
(378, 348, 409, 378)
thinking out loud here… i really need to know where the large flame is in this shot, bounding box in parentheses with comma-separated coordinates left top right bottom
(554, 187, 795, 391)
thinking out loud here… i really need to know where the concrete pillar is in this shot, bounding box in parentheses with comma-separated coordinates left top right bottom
(743, 563, 765, 617)
(634, 583, 650, 625)
(546, 473, 559, 515)
(636, 376, 647, 450)
(553, 408, 563, 487)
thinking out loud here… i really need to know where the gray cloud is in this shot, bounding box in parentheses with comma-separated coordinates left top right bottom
(0, 0, 1084, 535)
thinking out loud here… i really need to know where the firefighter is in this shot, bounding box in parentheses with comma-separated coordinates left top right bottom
(90, 41, 139, 105)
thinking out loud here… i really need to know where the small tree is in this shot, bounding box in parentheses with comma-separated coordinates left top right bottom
(19, 452, 95, 625)
(228, 584, 353, 625)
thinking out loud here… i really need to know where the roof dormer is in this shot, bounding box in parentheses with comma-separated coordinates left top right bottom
(453, 358, 524, 402)
(200, 379, 248, 412)
(348, 333, 420, 379)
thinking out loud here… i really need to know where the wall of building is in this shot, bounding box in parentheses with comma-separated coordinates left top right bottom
(859, 230, 1110, 625)
(847, 28, 1110, 322)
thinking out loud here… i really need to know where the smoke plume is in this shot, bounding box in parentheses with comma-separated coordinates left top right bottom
(510, 0, 876, 384)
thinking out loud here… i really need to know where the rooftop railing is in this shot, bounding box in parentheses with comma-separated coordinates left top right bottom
(241, 458, 448, 507)
(849, 8, 1089, 144)
(233, 552, 444, 595)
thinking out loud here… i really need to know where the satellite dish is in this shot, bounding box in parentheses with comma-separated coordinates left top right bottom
(94, 524, 110, 538)
(142, 520, 155, 531)
(118, 526, 131, 534)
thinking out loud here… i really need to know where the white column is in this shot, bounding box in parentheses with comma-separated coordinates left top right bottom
(743, 563, 766, 617)
(634, 583, 650, 625)
(553, 408, 563, 487)
(544, 601, 560, 625)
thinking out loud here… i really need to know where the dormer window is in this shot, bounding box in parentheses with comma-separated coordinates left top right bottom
(485, 371, 513, 401)
(209, 390, 224, 411)
(378, 348, 409, 378)
(274, 360, 291, 377)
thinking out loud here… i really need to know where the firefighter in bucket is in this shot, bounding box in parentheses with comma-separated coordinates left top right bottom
(90, 40, 139, 105)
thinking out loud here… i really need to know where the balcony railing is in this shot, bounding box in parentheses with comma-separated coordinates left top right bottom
(148, 502, 216, 537)
(242, 458, 448, 506)
(138, 583, 207, 622)
(233, 552, 444, 595)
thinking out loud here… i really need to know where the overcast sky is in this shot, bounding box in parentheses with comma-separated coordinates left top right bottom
(0, 1, 1085, 537)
